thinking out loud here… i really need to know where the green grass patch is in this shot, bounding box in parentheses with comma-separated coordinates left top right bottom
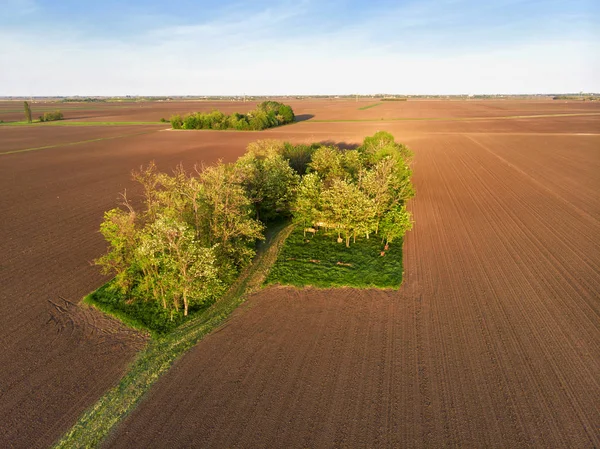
(53, 223, 293, 449)
(266, 226, 403, 288)
(83, 283, 212, 337)
(358, 103, 383, 110)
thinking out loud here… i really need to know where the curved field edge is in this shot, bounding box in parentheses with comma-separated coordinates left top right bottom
(53, 222, 293, 449)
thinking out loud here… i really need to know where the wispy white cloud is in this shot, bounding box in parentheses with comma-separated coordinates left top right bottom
(0, 0, 598, 95)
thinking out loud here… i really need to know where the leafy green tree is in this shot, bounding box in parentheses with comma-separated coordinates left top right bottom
(282, 143, 318, 175)
(308, 146, 345, 183)
(199, 162, 264, 270)
(95, 207, 138, 295)
(380, 205, 413, 246)
(321, 179, 375, 247)
(236, 151, 299, 222)
(24, 101, 32, 123)
(147, 216, 222, 316)
(292, 172, 322, 236)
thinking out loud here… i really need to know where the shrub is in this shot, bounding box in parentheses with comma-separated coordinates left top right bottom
(170, 114, 183, 129)
(39, 110, 64, 122)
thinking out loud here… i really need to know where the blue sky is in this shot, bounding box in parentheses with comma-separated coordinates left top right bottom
(1, 0, 598, 95)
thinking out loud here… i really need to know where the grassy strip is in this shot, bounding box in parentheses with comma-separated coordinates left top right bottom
(0, 120, 162, 126)
(266, 226, 403, 288)
(53, 222, 293, 449)
(358, 103, 382, 110)
(0, 130, 158, 156)
(310, 112, 600, 123)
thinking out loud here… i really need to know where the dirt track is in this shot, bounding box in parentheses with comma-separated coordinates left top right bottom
(105, 132, 600, 448)
(0, 100, 599, 448)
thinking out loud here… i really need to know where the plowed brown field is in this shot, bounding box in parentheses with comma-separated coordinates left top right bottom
(105, 134, 600, 448)
(0, 100, 599, 448)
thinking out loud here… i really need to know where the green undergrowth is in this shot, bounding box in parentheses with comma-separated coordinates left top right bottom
(54, 222, 293, 449)
(358, 103, 382, 110)
(266, 226, 403, 288)
(83, 283, 212, 337)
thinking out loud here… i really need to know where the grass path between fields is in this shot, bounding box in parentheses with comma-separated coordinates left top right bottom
(53, 222, 293, 449)
(0, 130, 161, 156)
(309, 112, 600, 123)
(0, 120, 162, 126)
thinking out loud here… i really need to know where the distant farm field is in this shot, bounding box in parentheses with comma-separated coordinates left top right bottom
(0, 99, 598, 448)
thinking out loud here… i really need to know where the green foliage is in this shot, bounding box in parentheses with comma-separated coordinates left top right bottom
(170, 101, 295, 131)
(95, 161, 264, 326)
(24, 101, 32, 123)
(170, 114, 183, 129)
(93, 131, 413, 334)
(39, 110, 64, 122)
(380, 205, 413, 245)
(84, 283, 211, 335)
(266, 226, 404, 288)
(281, 142, 319, 175)
(235, 146, 300, 222)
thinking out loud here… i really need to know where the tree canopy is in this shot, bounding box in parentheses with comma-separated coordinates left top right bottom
(170, 101, 295, 131)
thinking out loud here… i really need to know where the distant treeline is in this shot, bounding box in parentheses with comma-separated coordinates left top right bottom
(61, 98, 106, 103)
(170, 101, 295, 131)
(381, 98, 408, 101)
(553, 95, 598, 101)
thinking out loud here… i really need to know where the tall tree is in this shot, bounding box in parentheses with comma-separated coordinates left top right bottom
(23, 101, 32, 123)
(292, 172, 322, 236)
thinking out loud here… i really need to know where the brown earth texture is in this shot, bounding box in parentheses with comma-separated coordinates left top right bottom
(0, 99, 599, 448)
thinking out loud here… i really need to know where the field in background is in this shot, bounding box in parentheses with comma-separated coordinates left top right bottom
(0, 99, 598, 448)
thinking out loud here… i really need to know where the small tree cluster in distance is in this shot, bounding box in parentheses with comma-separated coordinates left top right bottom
(39, 110, 64, 122)
(170, 101, 295, 130)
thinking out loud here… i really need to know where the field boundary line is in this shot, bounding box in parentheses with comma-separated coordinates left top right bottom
(307, 112, 600, 123)
(0, 130, 160, 156)
(464, 135, 599, 226)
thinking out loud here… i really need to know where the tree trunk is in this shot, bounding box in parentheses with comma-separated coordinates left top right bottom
(346, 235, 350, 247)
(183, 291, 188, 316)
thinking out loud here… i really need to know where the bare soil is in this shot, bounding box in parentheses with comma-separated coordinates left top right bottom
(0, 100, 598, 448)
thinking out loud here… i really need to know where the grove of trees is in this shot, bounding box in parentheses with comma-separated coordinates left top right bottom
(96, 131, 413, 322)
(39, 110, 64, 122)
(170, 101, 295, 131)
